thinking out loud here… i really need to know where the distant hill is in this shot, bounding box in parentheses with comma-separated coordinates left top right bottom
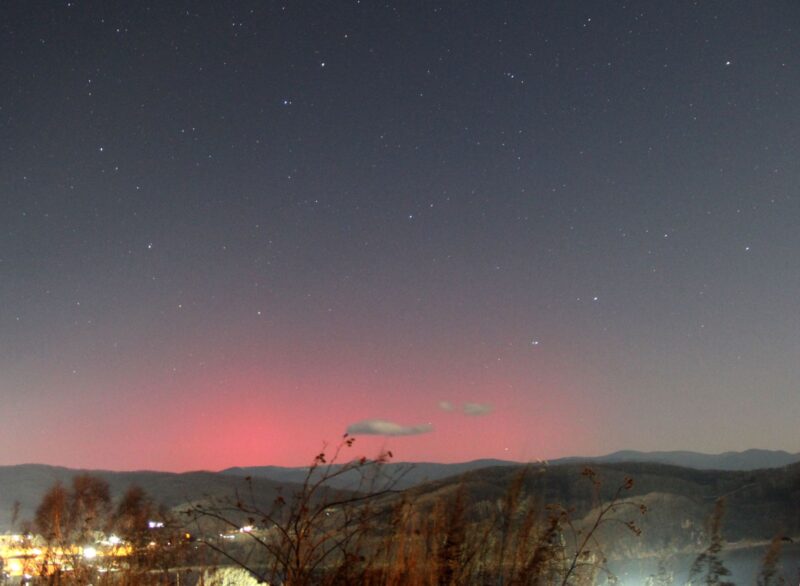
(222, 449, 800, 489)
(556, 448, 800, 471)
(1, 458, 800, 582)
(222, 458, 516, 490)
(378, 460, 800, 556)
(365, 460, 800, 583)
(2, 449, 798, 533)
(0, 464, 293, 532)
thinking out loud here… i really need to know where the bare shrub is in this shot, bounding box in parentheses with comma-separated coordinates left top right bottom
(191, 444, 646, 586)
(687, 498, 734, 586)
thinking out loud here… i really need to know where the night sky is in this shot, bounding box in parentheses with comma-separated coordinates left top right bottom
(2, 1, 799, 471)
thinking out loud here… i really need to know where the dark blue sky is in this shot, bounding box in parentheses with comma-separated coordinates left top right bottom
(1, 1, 799, 470)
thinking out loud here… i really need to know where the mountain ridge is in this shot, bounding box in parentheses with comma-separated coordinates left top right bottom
(552, 447, 800, 471)
(223, 448, 800, 488)
(1, 449, 798, 532)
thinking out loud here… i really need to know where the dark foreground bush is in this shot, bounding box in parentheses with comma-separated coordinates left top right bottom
(188, 437, 646, 586)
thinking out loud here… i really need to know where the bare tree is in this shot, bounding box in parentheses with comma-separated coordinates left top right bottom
(756, 535, 786, 586)
(687, 498, 734, 586)
(188, 435, 398, 585)
(189, 442, 646, 586)
(35, 482, 70, 543)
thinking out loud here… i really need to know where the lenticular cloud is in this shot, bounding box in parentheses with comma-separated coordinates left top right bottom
(462, 403, 493, 416)
(347, 419, 433, 436)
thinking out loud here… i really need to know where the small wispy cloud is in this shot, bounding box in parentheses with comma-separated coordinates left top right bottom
(462, 402, 493, 416)
(346, 419, 434, 436)
(438, 401, 454, 412)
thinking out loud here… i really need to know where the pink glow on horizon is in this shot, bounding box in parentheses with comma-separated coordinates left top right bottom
(0, 358, 604, 471)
